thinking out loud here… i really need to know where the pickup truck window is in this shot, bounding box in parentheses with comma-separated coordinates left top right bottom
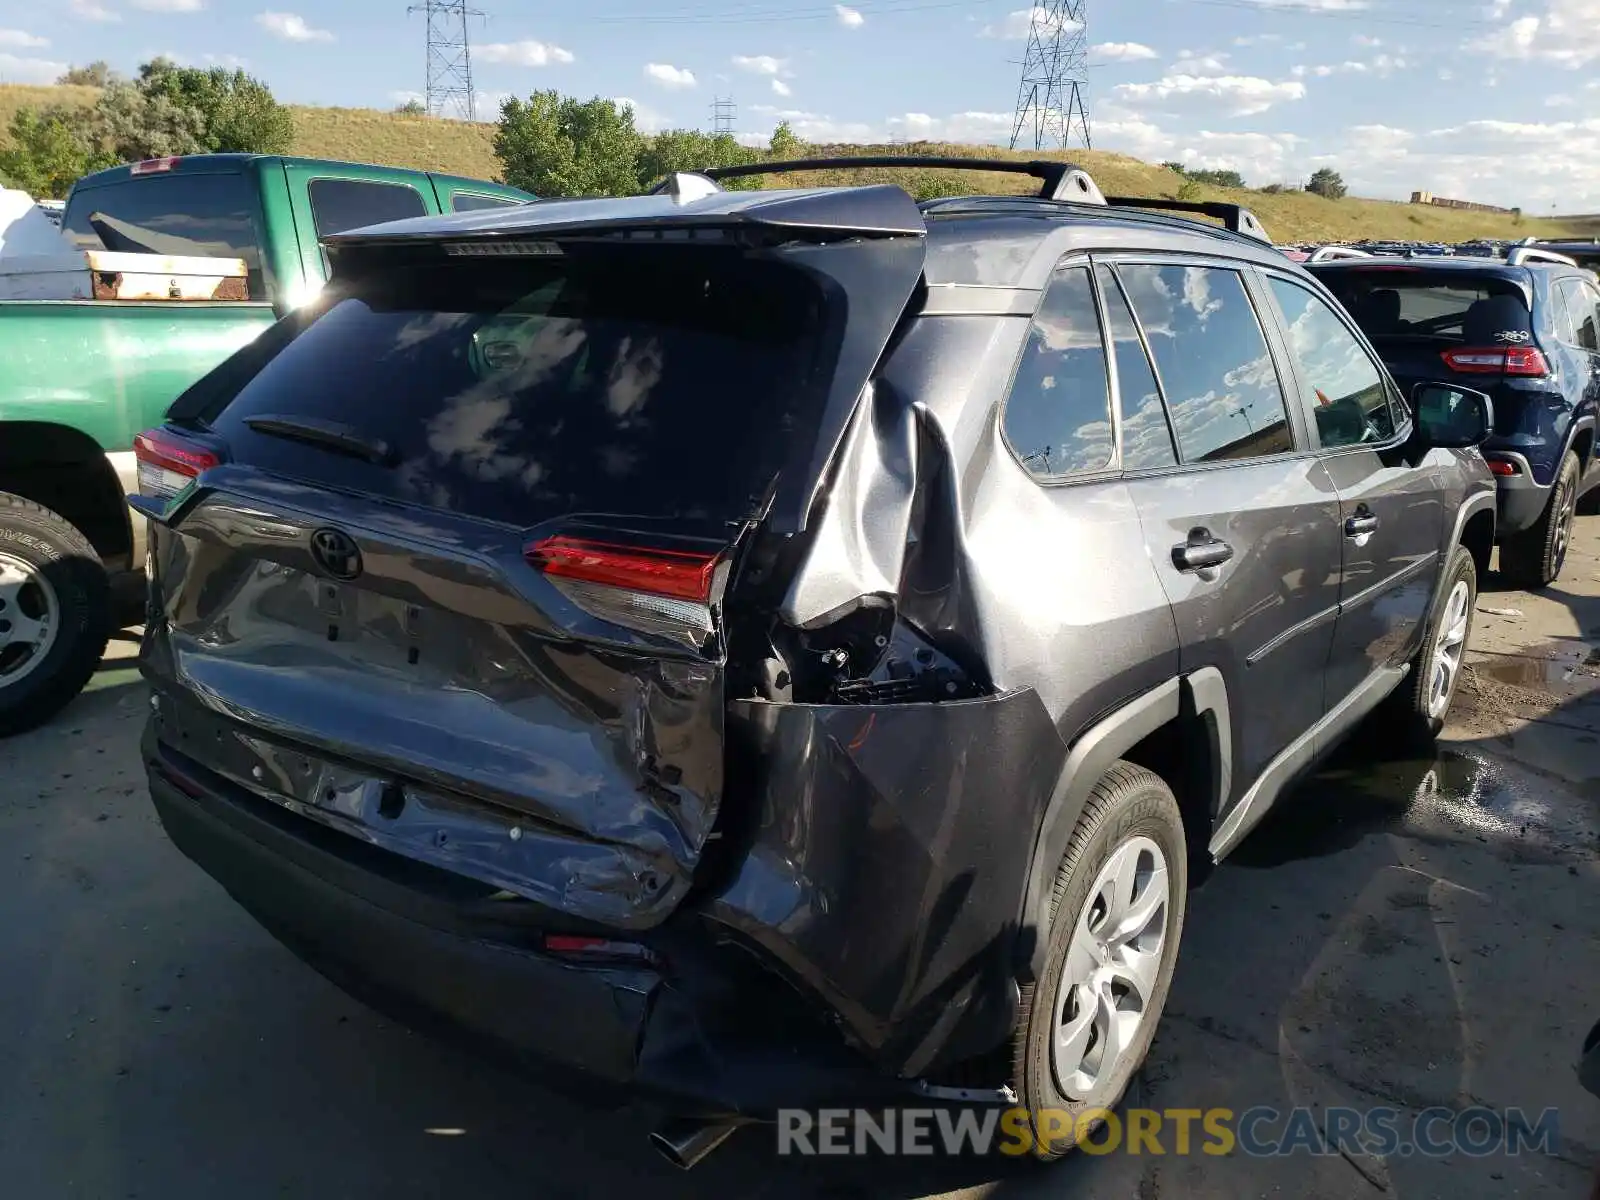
(307, 179, 428, 238)
(61, 172, 267, 299)
(452, 192, 524, 213)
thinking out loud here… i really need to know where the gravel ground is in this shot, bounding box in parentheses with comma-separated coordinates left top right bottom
(1, 520, 1597, 1200)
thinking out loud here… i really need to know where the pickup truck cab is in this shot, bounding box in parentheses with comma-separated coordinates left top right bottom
(0, 153, 532, 734)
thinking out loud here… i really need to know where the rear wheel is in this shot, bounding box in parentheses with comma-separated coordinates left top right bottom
(1011, 762, 1186, 1159)
(1388, 544, 1476, 741)
(1500, 451, 1579, 588)
(0, 492, 111, 737)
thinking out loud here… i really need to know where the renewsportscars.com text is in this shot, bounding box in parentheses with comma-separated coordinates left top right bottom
(776, 1105, 1560, 1159)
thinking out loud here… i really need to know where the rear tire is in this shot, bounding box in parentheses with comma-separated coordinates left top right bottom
(1010, 762, 1186, 1160)
(1500, 451, 1579, 588)
(0, 492, 111, 737)
(1387, 544, 1476, 742)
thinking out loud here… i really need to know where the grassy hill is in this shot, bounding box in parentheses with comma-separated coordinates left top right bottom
(2, 82, 1583, 244)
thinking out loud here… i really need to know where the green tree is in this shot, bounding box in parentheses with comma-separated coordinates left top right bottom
(395, 98, 427, 116)
(494, 91, 641, 197)
(1161, 160, 1187, 176)
(635, 128, 758, 191)
(57, 61, 118, 88)
(0, 106, 113, 198)
(768, 119, 804, 160)
(1187, 167, 1246, 189)
(135, 58, 294, 154)
(1306, 167, 1347, 200)
(92, 79, 207, 162)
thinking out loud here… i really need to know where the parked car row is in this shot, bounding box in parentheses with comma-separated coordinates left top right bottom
(118, 155, 1516, 1168)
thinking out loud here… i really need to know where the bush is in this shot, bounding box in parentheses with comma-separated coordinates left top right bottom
(395, 99, 427, 116)
(1306, 167, 1347, 200)
(635, 128, 759, 191)
(137, 58, 294, 154)
(57, 62, 118, 88)
(0, 106, 114, 198)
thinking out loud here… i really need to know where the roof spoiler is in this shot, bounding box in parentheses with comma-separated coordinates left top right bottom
(664, 155, 1109, 204)
(1103, 196, 1271, 244)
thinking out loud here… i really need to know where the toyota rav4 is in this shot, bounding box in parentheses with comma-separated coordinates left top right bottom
(132, 158, 1498, 1168)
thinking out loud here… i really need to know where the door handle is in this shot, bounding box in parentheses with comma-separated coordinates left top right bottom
(1172, 531, 1234, 573)
(1345, 509, 1380, 537)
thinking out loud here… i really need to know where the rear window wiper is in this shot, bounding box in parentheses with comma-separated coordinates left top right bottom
(243, 414, 397, 466)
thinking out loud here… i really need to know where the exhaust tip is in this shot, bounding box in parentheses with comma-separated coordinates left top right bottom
(649, 1118, 740, 1170)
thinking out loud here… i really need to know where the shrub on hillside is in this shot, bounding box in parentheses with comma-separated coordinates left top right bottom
(494, 92, 642, 197)
(56, 62, 119, 88)
(137, 58, 294, 154)
(0, 106, 115, 198)
(1306, 167, 1347, 200)
(635, 128, 760, 191)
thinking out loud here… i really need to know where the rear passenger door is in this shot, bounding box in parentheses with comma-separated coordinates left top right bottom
(1261, 272, 1446, 711)
(1108, 259, 1345, 801)
(1555, 278, 1600, 495)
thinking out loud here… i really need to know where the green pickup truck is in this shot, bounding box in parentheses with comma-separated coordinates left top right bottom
(0, 153, 532, 734)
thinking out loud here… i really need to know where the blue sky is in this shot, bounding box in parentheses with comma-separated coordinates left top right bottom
(3, 0, 1598, 211)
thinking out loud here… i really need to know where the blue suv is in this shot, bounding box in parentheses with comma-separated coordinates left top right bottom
(1312, 250, 1600, 586)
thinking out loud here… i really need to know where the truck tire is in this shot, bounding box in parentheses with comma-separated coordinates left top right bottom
(1011, 762, 1187, 1160)
(0, 491, 112, 737)
(1387, 543, 1477, 741)
(1500, 451, 1579, 589)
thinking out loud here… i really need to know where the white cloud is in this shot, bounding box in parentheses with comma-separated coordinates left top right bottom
(1352, 33, 1383, 46)
(1466, 0, 1600, 68)
(1093, 41, 1157, 61)
(1170, 52, 1230, 74)
(981, 7, 1081, 39)
(732, 53, 788, 76)
(255, 12, 332, 42)
(0, 29, 48, 48)
(1232, 0, 1367, 7)
(834, 4, 864, 27)
(1113, 73, 1307, 117)
(477, 39, 575, 66)
(70, 0, 119, 19)
(644, 62, 696, 88)
(771, 78, 791, 96)
(131, 0, 203, 10)
(0, 51, 66, 83)
(1301, 53, 1409, 77)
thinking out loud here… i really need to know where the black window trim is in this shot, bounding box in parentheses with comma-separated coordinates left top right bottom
(1092, 252, 1311, 478)
(996, 253, 1123, 488)
(1255, 264, 1415, 459)
(1089, 258, 1179, 474)
(306, 176, 429, 240)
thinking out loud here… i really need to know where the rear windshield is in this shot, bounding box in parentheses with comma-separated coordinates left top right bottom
(1317, 269, 1529, 344)
(201, 249, 826, 529)
(62, 172, 267, 299)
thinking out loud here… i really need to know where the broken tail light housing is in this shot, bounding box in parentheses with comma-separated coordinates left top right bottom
(525, 535, 722, 645)
(133, 427, 220, 501)
(1485, 458, 1521, 477)
(1441, 346, 1549, 377)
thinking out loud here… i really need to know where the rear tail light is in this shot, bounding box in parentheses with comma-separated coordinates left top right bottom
(1486, 458, 1521, 477)
(133, 427, 220, 501)
(1441, 346, 1549, 377)
(525, 535, 722, 645)
(542, 933, 656, 963)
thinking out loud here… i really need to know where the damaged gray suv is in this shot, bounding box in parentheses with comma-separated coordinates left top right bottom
(132, 157, 1498, 1167)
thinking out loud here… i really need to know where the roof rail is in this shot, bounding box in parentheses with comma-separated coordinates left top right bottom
(1306, 245, 1373, 263)
(1102, 196, 1270, 243)
(1506, 245, 1579, 268)
(667, 155, 1108, 204)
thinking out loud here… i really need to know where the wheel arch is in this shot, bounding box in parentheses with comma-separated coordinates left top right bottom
(0, 422, 132, 571)
(1016, 671, 1229, 983)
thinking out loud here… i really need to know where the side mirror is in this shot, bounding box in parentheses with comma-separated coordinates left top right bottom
(1411, 382, 1494, 448)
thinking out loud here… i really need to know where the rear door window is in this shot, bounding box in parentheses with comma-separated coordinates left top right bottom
(1117, 263, 1294, 463)
(1317, 270, 1529, 345)
(1001, 265, 1114, 478)
(307, 179, 428, 238)
(1096, 264, 1176, 470)
(1267, 276, 1400, 449)
(451, 192, 525, 213)
(61, 171, 268, 298)
(202, 248, 827, 529)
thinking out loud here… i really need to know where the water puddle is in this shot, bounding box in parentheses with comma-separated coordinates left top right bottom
(1230, 729, 1599, 869)
(1468, 641, 1600, 692)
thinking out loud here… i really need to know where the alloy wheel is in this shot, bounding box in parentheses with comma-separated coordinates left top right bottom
(1427, 579, 1471, 720)
(0, 551, 60, 689)
(1052, 835, 1170, 1101)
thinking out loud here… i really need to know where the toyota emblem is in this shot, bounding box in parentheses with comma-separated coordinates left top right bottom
(310, 527, 363, 581)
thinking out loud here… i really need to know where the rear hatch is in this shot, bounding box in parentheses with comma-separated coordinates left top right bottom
(1313, 264, 1544, 425)
(139, 196, 926, 929)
